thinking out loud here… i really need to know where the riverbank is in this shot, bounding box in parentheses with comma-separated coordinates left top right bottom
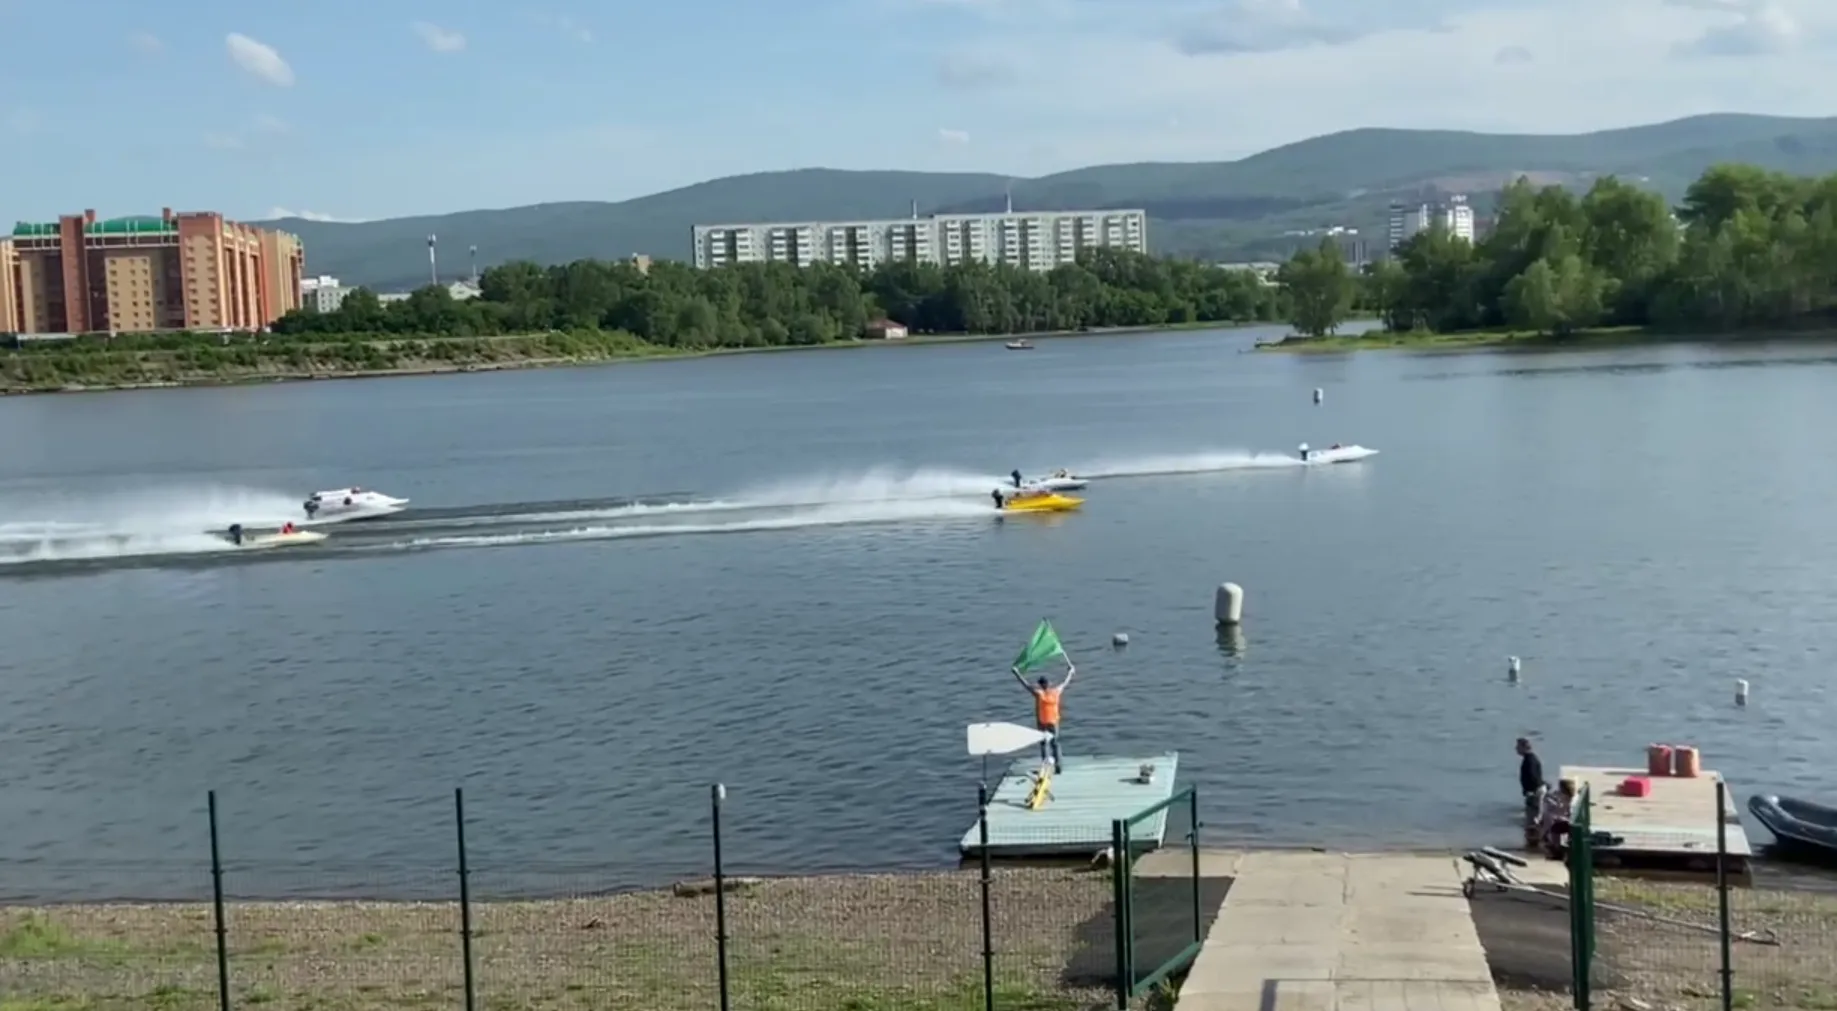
(0, 320, 1252, 396)
(0, 867, 1114, 1011)
(5, 859, 1834, 1011)
(1256, 323, 1837, 355)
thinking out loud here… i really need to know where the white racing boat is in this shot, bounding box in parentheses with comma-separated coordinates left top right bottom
(222, 524, 328, 550)
(1296, 443, 1378, 465)
(301, 487, 409, 523)
(1007, 469, 1089, 492)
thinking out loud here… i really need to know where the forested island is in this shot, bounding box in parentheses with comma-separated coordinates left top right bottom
(1271, 163, 1837, 349)
(1, 249, 1285, 392)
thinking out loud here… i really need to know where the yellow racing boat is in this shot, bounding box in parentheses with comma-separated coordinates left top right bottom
(998, 491, 1083, 513)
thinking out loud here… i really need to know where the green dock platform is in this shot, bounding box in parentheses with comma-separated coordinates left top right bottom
(959, 752, 1180, 858)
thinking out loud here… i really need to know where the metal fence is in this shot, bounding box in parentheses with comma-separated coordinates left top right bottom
(1563, 781, 1837, 1011)
(1, 783, 1204, 1011)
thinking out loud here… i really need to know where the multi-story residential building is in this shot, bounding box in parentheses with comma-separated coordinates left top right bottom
(690, 209, 1148, 271)
(301, 275, 350, 313)
(2, 208, 304, 334)
(0, 239, 19, 334)
(1386, 195, 1475, 250)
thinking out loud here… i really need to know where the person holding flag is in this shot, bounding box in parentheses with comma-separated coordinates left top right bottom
(1010, 620, 1074, 773)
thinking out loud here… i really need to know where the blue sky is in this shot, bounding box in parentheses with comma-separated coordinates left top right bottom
(2, 0, 1833, 224)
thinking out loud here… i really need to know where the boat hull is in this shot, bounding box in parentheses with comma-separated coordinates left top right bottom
(1024, 476, 1088, 492)
(1000, 493, 1082, 514)
(234, 530, 329, 550)
(1301, 445, 1378, 465)
(1749, 795, 1837, 860)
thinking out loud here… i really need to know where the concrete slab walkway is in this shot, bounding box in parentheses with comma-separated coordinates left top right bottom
(1175, 852, 1501, 1011)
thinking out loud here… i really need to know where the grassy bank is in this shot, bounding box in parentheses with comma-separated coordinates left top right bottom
(0, 319, 1252, 395)
(0, 867, 1114, 1011)
(1256, 325, 1657, 354)
(1472, 877, 1837, 1011)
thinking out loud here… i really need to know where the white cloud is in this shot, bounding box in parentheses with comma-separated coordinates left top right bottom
(533, 12, 593, 42)
(129, 31, 163, 54)
(203, 132, 243, 150)
(225, 33, 294, 87)
(1669, 0, 1801, 55)
(267, 208, 362, 223)
(938, 127, 971, 144)
(904, 0, 1837, 172)
(253, 113, 289, 134)
(413, 21, 467, 52)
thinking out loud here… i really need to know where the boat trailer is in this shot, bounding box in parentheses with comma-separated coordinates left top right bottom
(1461, 847, 1779, 946)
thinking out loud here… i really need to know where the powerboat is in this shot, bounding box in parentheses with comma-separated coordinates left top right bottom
(997, 491, 1083, 514)
(302, 487, 409, 523)
(1022, 470, 1089, 492)
(1296, 443, 1378, 465)
(221, 524, 329, 549)
(1748, 795, 1837, 861)
(1005, 340, 1033, 350)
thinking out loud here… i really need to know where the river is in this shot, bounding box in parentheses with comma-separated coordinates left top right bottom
(1, 325, 1832, 900)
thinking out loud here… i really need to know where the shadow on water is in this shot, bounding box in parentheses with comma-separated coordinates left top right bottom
(1214, 625, 1246, 660)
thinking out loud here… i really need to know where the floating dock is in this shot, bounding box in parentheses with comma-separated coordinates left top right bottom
(960, 752, 1180, 858)
(1561, 764, 1753, 882)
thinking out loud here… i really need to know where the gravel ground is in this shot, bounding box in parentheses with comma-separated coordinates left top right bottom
(0, 868, 1120, 1011)
(1471, 877, 1837, 1011)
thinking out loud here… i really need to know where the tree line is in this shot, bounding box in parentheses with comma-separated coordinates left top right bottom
(271, 248, 1286, 345)
(1277, 163, 1837, 339)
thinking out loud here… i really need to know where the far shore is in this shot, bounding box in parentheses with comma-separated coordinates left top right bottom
(1255, 323, 1837, 354)
(0, 319, 1251, 397)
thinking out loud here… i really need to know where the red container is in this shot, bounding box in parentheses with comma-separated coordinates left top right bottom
(1674, 746, 1701, 778)
(1620, 776, 1652, 798)
(1647, 744, 1674, 777)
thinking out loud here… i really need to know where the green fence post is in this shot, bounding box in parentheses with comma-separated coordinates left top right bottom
(1567, 785, 1594, 1011)
(454, 789, 476, 1011)
(1188, 788, 1202, 950)
(1110, 818, 1130, 1010)
(711, 784, 731, 1011)
(1715, 780, 1733, 1011)
(208, 791, 230, 1011)
(978, 781, 995, 1011)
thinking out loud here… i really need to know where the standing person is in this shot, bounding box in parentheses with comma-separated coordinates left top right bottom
(1011, 469, 1025, 489)
(1014, 668, 1072, 773)
(1517, 737, 1546, 847)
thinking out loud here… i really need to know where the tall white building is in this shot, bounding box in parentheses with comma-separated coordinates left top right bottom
(300, 275, 350, 313)
(1387, 195, 1474, 249)
(690, 209, 1148, 271)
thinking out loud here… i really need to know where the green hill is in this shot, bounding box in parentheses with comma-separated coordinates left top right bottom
(259, 113, 1837, 290)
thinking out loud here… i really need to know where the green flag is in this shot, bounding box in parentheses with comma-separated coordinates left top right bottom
(1011, 620, 1071, 674)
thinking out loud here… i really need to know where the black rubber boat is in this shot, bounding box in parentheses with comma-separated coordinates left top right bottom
(1747, 794, 1837, 860)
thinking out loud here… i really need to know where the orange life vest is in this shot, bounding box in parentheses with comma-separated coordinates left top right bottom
(1034, 686, 1062, 726)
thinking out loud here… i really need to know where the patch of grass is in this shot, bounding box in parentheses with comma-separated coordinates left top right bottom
(0, 869, 1113, 1011)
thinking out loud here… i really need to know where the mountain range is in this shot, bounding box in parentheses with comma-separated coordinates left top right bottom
(257, 113, 1837, 292)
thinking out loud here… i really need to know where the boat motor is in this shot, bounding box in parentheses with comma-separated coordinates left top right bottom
(1298, 442, 1310, 462)
(227, 523, 244, 546)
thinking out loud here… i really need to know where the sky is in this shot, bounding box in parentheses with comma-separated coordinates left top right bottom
(2, 0, 1835, 224)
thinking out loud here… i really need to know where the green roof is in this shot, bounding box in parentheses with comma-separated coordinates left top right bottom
(12, 216, 178, 237)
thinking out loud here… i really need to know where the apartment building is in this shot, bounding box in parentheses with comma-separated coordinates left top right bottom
(0, 239, 19, 333)
(690, 209, 1147, 271)
(1386, 195, 1475, 250)
(2, 208, 304, 335)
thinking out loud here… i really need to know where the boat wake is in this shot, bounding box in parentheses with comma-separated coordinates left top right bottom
(1074, 450, 1305, 478)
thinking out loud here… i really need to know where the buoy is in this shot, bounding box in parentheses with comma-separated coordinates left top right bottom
(1214, 582, 1244, 626)
(1112, 632, 1129, 647)
(1735, 679, 1748, 706)
(1507, 656, 1521, 682)
(1313, 388, 1323, 404)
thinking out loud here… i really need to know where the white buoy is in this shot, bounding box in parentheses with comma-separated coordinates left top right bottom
(1507, 656, 1521, 682)
(1313, 388, 1323, 404)
(1735, 679, 1749, 706)
(1214, 582, 1244, 626)
(1112, 632, 1129, 647)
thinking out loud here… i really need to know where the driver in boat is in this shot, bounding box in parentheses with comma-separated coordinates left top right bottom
(1010, 469, 1024, 489)
(1053, 469, 1068, 478)
(281, 522, 296, 535)
(303, 496, 319, 519)
(1330, 443, 1341, 450)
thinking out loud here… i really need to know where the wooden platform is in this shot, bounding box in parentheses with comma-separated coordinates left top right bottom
(960, 752, 1180, 858)
(1562, 764, 1753, 881)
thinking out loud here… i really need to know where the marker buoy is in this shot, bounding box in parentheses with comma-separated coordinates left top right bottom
(1214, 583, 1244, 625)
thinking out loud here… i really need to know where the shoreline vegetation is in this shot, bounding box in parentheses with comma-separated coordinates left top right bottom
(1266, 162, 1837, 354)
(2, 248, 1279, 395)
(3, 863, 1834, 1011)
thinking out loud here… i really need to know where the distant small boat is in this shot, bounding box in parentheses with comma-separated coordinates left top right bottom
(1005, 339, 1033, 350)
(1749, 795, 1837, 861)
